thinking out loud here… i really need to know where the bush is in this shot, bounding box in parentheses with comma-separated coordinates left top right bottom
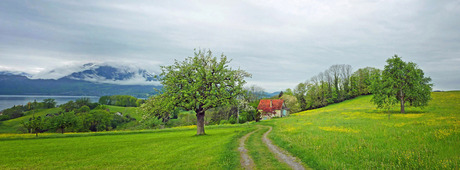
(178, 112, 197, 126)
(165, 119, 180, 128)
(142, 117, 163, 129)
(229, 115, 236, 124)
(95, 105, 108, 110)
(76, 105, 90, 113)
(111, 114, 130, 129)
(219, 120, 230, 125)
(238, 116, 247, 124)
(0, 115, 10, 121)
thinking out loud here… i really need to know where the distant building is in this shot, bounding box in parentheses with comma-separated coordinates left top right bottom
(257, 99, 289, 120)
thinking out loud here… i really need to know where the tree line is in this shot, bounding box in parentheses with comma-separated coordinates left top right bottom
(98, 95, 145, 107)
(285, 65, 379, 111)
(283, 55, 432, 114)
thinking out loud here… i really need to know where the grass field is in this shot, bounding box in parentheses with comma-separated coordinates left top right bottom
(266, 91, 460, 169)
(0, 92, 458, 169)
(0, 124, 255, 169)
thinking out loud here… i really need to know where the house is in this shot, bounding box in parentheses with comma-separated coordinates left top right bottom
(257, 99, 289, 120)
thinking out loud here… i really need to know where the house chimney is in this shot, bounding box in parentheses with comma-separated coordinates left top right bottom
(270, 100, 272, 107)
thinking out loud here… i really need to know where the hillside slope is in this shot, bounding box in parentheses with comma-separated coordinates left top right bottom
(266, 92, 460, 169)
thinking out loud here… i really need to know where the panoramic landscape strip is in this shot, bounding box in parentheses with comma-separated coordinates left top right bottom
(1, 1, 459, 169)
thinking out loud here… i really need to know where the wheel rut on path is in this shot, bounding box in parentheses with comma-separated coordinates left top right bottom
(261, 126, 307, 170)
(238, 126, 307, 170)
(238, 128, 259, 170)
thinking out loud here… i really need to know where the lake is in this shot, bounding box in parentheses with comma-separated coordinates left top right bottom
(0, 95, 100, 111)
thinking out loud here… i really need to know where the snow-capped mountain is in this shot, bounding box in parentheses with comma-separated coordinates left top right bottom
(0, 63, 161, 97)
(0, 71, 31, 77)
(31, 63, 160, 85)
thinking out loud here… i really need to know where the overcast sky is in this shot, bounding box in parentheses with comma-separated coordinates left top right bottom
(1, 0, 459, 92)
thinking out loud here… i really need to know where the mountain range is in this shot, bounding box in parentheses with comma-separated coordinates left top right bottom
(0, 63, 161, 98)
(0, 63, 281, 98)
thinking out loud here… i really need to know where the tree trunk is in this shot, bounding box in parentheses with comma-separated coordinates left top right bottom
(237, 106, 239, 124)
(196, 111, 205, 135)
(400, 96, 405, 113)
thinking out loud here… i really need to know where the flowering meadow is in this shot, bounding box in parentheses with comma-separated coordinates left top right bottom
(266, 91, 459, 169)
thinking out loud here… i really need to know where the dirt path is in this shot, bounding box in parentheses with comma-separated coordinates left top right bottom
(262, 126, 307, 170)
(238, 128, 259, 170)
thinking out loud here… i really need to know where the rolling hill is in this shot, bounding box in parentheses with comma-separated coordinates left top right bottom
(0, 91, 458, 169)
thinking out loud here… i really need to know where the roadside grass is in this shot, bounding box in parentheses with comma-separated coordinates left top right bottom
(246, 126, 291, 169)
(0, 124, 255, 169)
(266, 91, 460, 169)
(0, 108, 61, 133)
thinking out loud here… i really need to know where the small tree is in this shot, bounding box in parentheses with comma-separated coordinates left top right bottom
(160, 49, 250, 135)
(43, 98, 57, 108)
(29, 116, 44, 137)
(293, 83, 308, 110)
(51, 112, 77, 134)
(370, 69, 398, 119)
(371, 55, 432, 113)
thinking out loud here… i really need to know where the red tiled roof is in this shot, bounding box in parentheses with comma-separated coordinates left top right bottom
(257, 99, 284, 113)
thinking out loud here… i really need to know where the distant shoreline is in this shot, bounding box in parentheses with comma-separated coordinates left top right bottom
(0, 95, 99, 98)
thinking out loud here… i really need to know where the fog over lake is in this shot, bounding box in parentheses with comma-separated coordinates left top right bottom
(0, 95, 99, 111)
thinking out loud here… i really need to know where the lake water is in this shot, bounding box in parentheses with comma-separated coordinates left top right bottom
(0, 95, 100, 111)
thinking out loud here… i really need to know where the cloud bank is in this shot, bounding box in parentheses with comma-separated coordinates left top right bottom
(0, 0, 459, 91)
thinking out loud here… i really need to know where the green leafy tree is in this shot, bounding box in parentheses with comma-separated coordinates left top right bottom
(60, 101, 78, 112)
(370, 69, 398, 118)
(159, 49, 250, 135)
(76, 105, 90, 113)
(293, 82, 308, 110)
(50, 112, 77, 134)
(371, 55, 432, 113)
(75, 98, 91, 108)
(42, 98, 57, 108)
(27, 115, 44, 136)
(280, 94, 301, 113)
(141, 94, 174, 122)
(80, 110, 113, 131)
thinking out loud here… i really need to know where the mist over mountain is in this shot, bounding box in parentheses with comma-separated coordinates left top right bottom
(0, 63, 161, 98)
(31, 63, 160, 86)
(0, 71, 31, 77)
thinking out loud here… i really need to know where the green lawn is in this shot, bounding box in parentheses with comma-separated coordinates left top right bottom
(0, 125, 255, 169)
(266, 91, 460, 169)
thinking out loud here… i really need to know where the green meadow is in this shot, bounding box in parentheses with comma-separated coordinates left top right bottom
(0, 91, 458, 169)
(0, 125, 255, 169)
(266, 91, 460, 169)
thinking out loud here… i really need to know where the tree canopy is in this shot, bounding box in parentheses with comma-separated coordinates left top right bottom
(370, 55, 432, 113)
(159, 49, 250, 135)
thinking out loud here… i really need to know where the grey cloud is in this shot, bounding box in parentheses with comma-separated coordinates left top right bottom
(0, 0, 459, 92)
